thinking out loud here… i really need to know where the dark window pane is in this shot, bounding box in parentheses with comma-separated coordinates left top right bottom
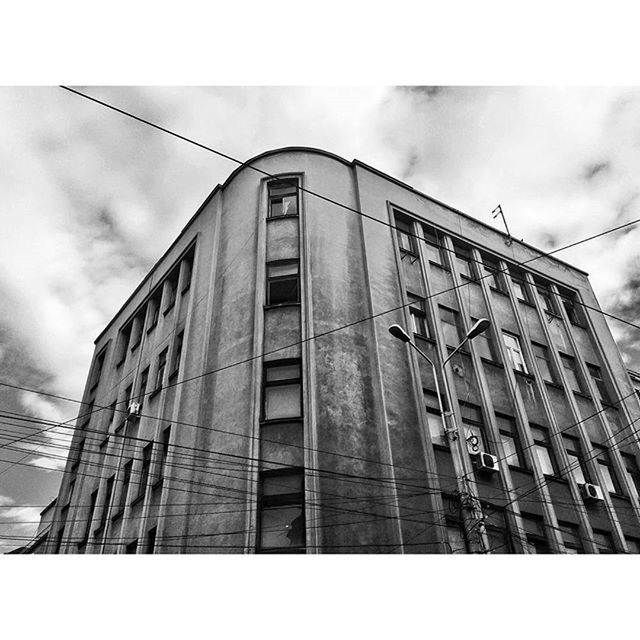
(260, 506, 305, 549)
(262, 473, 303, 497)
(265, 364, 300, 383)
(260, 422, 304, 469)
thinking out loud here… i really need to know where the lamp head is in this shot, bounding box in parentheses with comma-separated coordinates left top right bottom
(466, 318, 491, 341)
(388, 324, 411, 343)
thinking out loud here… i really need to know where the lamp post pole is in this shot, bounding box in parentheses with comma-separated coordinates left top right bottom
(389, 319, 491, 554)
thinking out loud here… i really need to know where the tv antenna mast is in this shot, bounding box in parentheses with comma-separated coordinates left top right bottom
(492, 204, 515, 246)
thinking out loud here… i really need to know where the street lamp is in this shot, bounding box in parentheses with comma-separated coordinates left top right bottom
(388, 317, 491, 552)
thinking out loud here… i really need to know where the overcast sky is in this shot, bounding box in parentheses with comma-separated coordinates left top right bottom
(1, 85, 639, 551)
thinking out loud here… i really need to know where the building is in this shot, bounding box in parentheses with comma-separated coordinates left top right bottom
(34, 146, 640, 553)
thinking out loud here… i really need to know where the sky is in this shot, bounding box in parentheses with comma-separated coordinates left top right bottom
(1, 85, 640, 551)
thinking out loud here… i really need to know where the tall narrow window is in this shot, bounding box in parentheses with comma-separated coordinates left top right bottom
(116, 323, 132, 366)
(559, 522, 583, 554)
(423, 225, 445, 265)
(126, 539, 138, 554)
(471, 316, 494, 361)
(593, 444, 620, 494)
(82, 489, 98, 543)
(258, 469, 305, 552)
(130, 308, 146, 351)
(147, 290, 162, 332)
(532, 342, 555, 383)
(521, 513, 550, 553)
(159, 426, 171, 484)
(124, 384, 133, 409)
(510, 272, 530, 302)
(54, 505, 69, 554)
(118, 460, 133, 511)
(164, 268, 179, 313)
(622, 453, 640, 497)
(154, 348, 168, 393)
(107, 400, 117, 428)
(268, 179, 299, 218)
(138, 442, 153, 499)
(454, 244, 474, 279)
(537, 286, 557, 315)
(408, 293, 429, 338)
(98, 475, 115, 530)
(563, 435, 587, 485)
(138, 367, 150, 406)
(171, 331, 184, 377)
(263, 361, 302, 421)
(502, 332, 528, 373)
(181, 250, 194, 293)
(146, 526, 157, 554)
(460, 402, 486, 455)
(424, 390, 447, 447)
(89, 348, 107, 392)
(439, 306, 462, 348)
(395, 216, 417, 255)
(531, 424, 557, 476)
(561, 292, 583, 325)
(560, 354, 583, 393)
(587, 364, 610, 403)
(593, 530, 615, 554)
(266, 261, 299, 305)
(496, 414, 522, 467)
(71, 437, 85, 472)
(483, 256, 504, 291)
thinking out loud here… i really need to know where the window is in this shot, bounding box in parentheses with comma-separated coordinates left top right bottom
(258, 469, 305, 552)
(460, 402, 486, 455)
(89, 348, 107, 391)
(71, 437, 85, 472)
(138, 442, 153, 498)
(593, 444, 620, 494)
(266, 261, 299, 306)
(593, 529, 615, 554)
(560, 354, 583, 394)
(66, 479, 76, 506)
(53, 505, 69, 554)
(510, 273, 530, 303)
(439, 306, 462, 348)
(130, 308, 145, 351)
(563, 435, 587, 485)
(443, 495, 466, 553)
(164, 268, 179, 313)
(138, 367, 150, 406)
(181, 250, 194, 293)
(454, 244, 475, 279)
(561, 293, 583, 325)
(118, 460, 133, 512)
(107, 400, 117, 428)
(587, 364, 610, 403)
(559, 521, 583, 554)
(408, 293, 429, 337)
(82, 489, 98, 543)
(116, 323, 132, 366)
(147, 290, 162, 331)
(521, 513, 550, 553)
(268, 179, 299, 218)
(98, 475, 115, 530)
(496, 414, 523, 467)
(260, 422, 304, 470)
(532, 342, 555, 383)
(622, 452, 640, 497)
(171, 331, 184, 377)
(537, 286, 557, 315)
(424, 390, 447, 447)
(263, 361, 302, 421)
(154, 348, 168, 392)
(484, 509, 512, 553)
(531, 424, 557, 476)
(423, 225, 445, 265)
(626, 537, 640, 554)
(502, 332, 528, 373)
(124, 383, 133, 409)
(146, 526, 157, 554)
(483, 256, 504, 292)
(159, 426, 171, 484)
(79, 399, 94, 428)
(471, 316, 494, 361)
(125, 539, 138, 554)
(395, 215, 417, 255)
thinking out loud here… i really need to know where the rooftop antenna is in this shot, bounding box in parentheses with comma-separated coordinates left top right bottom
(492, 204, 514, 246)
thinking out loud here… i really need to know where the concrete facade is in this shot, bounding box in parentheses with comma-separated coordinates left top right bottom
(36, 147, 640, 553)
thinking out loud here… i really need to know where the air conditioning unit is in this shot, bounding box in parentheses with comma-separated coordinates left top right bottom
(127, 401, 141, 418)
(475, 452, 499, 474)
(581, 482, 604, 502)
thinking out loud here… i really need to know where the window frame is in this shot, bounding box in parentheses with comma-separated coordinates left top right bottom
(266, 260, 300, 307)
(395, 215, 418, 256)
(530, 424, 557, 476)
(407, 292, 429, 338)
(262, 360, 303, 422)
(502, 331, 529, 374)
(268, 178, 299, 219)
(562, 434, 588, 485)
